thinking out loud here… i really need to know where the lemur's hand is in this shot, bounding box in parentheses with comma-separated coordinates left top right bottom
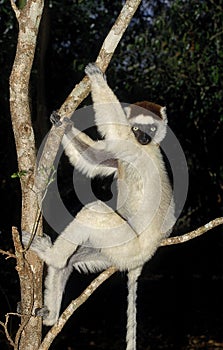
(50, 111, 62, 127)
(85, 63, 106, 82)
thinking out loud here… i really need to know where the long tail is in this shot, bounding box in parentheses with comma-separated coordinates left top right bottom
(126, 267, 142, 350)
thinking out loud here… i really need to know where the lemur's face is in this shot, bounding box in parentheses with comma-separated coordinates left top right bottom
(131, 123, 157, 145)
(128, 111, 167, 145)
(125, 104, 167, 145)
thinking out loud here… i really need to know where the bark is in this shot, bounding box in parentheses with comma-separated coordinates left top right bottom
(9, 1, 45, 349)
(161, 217, 223, 246)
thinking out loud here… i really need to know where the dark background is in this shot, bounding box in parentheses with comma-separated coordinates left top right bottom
(0, 0, 223, 349)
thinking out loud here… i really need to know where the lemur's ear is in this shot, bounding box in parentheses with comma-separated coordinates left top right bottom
(160, 106, 167, 121)
(124, 106, 131, 119)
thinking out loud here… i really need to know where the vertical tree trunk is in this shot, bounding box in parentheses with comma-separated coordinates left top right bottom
(9, 1, 45, 349)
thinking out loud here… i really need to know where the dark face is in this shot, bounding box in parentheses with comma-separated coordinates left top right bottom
(131, 123, 157, 145)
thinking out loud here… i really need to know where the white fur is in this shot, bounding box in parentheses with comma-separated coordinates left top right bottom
(152, 117, 168, 144)
(129, 114, 155, 124)
(62, 127, 117, 178)
(161, 106, 167, 120)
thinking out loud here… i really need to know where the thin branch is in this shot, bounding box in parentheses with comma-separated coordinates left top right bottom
(0, 313, 19, 348)
(10, 0, 20, 19)
(38, 267, 117, 350)
(161, 217, 223, 246)
(0, 249, 16, 259)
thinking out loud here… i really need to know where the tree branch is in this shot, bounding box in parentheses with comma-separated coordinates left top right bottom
(0, 313, 19, 348)
(10, 0, 20, 19)
(0, 249, 16, 259)
(35, 0, 142, 200)
(60, 0, 142, 117)
(161, 217, 223, 246)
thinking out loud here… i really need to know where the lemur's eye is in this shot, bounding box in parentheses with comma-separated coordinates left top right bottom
(132, 126, 139, 131)
(150, 126, 157, 132)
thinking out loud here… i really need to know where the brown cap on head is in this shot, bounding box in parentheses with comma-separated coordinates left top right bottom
(129, 101, 166, 120)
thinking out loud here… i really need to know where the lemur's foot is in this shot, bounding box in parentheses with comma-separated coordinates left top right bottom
(35, 306, 56, 326)
(22, 231, 52, 252)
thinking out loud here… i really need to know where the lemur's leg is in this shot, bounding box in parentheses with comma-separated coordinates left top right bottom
(40, 263, 74, 326)
(23, 200, 136, 269)
(57, 200, 136, 250)
(22, 231, 78, 269)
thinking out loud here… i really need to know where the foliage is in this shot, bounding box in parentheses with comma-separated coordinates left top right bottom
(11, 171, 27, 179)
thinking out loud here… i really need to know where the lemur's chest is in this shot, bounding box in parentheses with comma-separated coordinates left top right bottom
(117, 154, 158, 189)
(117, 160, 150, 218)
(118, 161, 143, 192)
(116, 151, 164, 220)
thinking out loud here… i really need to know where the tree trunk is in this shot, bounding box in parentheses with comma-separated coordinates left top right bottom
(9, 1, 45, 349)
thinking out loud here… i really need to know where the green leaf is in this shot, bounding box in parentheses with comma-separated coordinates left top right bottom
(11, 170, 27, 179)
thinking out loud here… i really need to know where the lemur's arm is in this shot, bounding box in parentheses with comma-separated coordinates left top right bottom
(85, 63, 130, 140)
(51, 114, 117, 178)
